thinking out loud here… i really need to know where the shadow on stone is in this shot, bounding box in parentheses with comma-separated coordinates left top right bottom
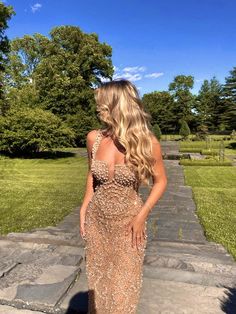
(64, 290, 98, 314)
(220, 286, 236, 314)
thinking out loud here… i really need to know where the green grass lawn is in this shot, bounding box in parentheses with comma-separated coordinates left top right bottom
(161, 134, 235, 142)
(184, 166, 236, 260)
(179, 158, 233, 166)
(0, 150, 88, 235)
(180, 140, 235, 155)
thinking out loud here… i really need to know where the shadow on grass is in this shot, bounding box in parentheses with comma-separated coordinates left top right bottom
(0, 150, 77, 159)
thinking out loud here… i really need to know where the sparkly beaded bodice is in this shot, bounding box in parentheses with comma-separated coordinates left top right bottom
(84, 129, 147, 314)
(90, 129, 141, 193)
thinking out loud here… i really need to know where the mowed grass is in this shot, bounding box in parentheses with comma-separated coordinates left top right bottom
(0, 151, 88, 235)
(184, 166, 236, 260)
(180, 140, 235, 155)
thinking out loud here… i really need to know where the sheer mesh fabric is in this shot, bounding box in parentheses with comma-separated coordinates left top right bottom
(84, 129, 147, 314)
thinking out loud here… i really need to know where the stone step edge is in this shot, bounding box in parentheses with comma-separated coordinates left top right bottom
(144, 254, 236, 277)
(147, 239, 232, 254)
(143, 265, 236, 288)
(0, 235, 84, 248)
(0, 294, 70, 314)
(146, 244, 234, 263)
(0, 238, 86, 257)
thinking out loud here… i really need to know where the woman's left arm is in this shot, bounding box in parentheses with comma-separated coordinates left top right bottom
(125, 135, 168, 249)
(138, 134, 168, 220)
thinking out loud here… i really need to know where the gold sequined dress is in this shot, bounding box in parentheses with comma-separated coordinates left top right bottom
(84, 129, 147, 314)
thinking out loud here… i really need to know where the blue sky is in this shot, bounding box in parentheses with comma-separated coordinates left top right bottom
(3, 0, 236, 96)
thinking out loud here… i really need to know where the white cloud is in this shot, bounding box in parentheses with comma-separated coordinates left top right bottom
(123, 66, 146, 73)
(113, 72, 142, 82)
(144, 72, 164, 79)
(113, 65, 119, 72)
(31, 3, 42, 13)
(112, 65, 163, 82)
(112, 65, 146, 82)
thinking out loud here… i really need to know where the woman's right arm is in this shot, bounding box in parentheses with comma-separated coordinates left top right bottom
(79, 130, 96, 237)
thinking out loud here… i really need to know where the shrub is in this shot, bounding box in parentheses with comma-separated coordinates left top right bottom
(201, 149, 218, 156)
(179, 158, 232, 166)
(231, 129, 236, 140)
(0, 107, 76, 154)
(180, 147, 201, 153)
(152, 123, 162, 140)
(195, 124, 209, 140)
(228, 142, 236, 149)
(179, 120, 190, 140)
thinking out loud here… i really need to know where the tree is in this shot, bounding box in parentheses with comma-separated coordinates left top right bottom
(6, 26, 114, 117)
(0, 2, 15, 115)
(142, 91, 176, 133)
(221, 67, 236, 130)
(194, 76, 223, 131)
(5, 33, 49, 89)
(0, 107, 75, 154)
(65, 108, 100, 146)
(152, 124, 162, 140)
(179, 120, 191, 140)
(168, 75, 195, 131)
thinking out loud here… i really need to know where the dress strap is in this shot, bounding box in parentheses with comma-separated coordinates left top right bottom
(91, 129, 103, 160)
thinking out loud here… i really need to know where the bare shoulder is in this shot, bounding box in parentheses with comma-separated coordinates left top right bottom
(149, 132, 162, 161)
(86, 129, 100, 146)
(86, 129, 100, 163)
(149, 131, 160, 145)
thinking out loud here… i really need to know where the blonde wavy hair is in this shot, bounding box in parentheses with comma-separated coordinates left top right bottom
(94, 79, 157, 187)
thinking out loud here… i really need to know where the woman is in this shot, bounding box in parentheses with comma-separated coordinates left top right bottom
(80, 79, 167, 313)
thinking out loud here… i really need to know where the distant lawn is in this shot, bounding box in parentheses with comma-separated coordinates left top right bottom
(180, 158, 233, 166)
(0, 149, 88, 235)
(184, 166, 236, 261)
(161, 134, 234, 142)
(180, 140, 235, 155)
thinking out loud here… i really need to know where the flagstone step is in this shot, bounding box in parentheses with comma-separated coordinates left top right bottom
(143, 265, 236, 288)
(137, 277, 232, 314)
(0, 239, 83, 314)
(4, 229, 84, 247)
(144, 240, 236, 277)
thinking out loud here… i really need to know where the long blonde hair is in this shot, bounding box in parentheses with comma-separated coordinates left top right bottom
(94, 79, 157, 186)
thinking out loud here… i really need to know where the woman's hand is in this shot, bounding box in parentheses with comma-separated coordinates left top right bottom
(125, 212, 147, 250)
(80, 216, 86, 240)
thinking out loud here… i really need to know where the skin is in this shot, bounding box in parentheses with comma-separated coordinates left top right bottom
(80, 130, 168, 251)
(125, 135, 168, 249)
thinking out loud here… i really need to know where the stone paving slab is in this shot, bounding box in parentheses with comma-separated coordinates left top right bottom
(137, 277, 232, 314)
(0, 304, 45, 314)
(139, 160, 207, 244)
(49, 259, 236, 314)
(144, 241, 236, 270)
(60, 261, 88, 313)
(6, 230, 84, 247)
(0, 239, 82, 313)
(143, 265, 236, 287)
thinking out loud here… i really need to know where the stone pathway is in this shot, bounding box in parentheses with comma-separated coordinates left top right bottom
(138, 142, 236, 314)
(0, 141, 236, 313)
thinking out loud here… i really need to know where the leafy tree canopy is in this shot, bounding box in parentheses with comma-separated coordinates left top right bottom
(6, 26, 114, 116)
